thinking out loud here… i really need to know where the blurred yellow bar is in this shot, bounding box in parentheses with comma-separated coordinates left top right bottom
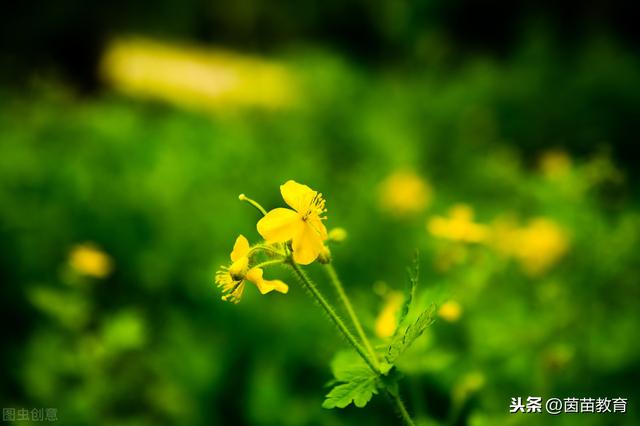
(100, 38, 297, 111)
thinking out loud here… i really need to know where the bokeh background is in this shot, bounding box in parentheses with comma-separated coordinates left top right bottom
(1, 1, 639, 425)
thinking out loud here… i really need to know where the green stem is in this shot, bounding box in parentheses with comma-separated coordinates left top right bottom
(386, 389, 416, 426)
(253, 259, 285, 269)
(324, 263, 379, 368)
(249, 244, 284, 257)
(288, 261, 381, 375)
(238, 194, 267, 216)
(291, 261, 416, 426)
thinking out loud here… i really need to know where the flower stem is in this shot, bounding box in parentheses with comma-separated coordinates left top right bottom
(288, 261, 381, 375)
(324, 263, 380, 368)
(385, 389, 416, 426)
(238, 194, 267, 216)
(253, 259, 285, 269)
(290, 261, 416, 426)
(249, 244, 284, 257)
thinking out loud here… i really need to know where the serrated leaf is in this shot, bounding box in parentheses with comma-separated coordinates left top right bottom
(323, 351, 379, 409)
(385, 304, 436, 364)
(396, 250, 419, 334)
(322, 374, 378, 409)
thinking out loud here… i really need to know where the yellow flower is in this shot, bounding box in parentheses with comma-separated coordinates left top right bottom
(69, 243, 113, 278)
(512, 219, 569, 277)
(453, 371, 485, 402)
(379, 170, 432, 216)
(539, 149, 572, 180)
(427, 204, 488, 243)
(438, 300, 462, 322)
(327, 227, 348, 242)
(215, 235, 288, 303)
(375, 291, 404, 338)
(489, 217, 569, 277)
(257, 180, 328, 265)
(101, 38, 296, 111)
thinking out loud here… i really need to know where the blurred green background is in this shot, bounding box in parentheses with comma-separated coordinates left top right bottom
(1, 1, 639, 425)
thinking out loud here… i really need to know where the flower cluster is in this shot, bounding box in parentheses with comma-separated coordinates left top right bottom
(215, 180, 330, 303)
(215, 180, 423, 423)
(426, 204, 569, 276)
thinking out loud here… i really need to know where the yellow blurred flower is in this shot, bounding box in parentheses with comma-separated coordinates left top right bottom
(427, 204, 488, 243)
(100, 38, 296, 111)
(453, 371, 485, 402)
(539, 149, 572, 180)
(514, 219, 569, 276)
(438, 300, 462, 322)
(327, 227, 348, 242)
(374, 291, 404, 338)
(491, 217, 569, 276)
(69, 243, 113, 278)
(215, 235, 288, 303)
(257, 180, 328, 265)
(379, 170, 433, 216)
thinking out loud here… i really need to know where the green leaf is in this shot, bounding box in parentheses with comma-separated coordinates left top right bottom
(322, 374, 378, 409)
(396, 250, 419, 334)
(329, 351, 364, 380)
(385, 304, 436, 364)
(322, 351, 379, 409)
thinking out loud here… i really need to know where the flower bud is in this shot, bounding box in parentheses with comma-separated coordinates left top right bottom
(317, 246, 332, 264)
(328, 227, 347, 242)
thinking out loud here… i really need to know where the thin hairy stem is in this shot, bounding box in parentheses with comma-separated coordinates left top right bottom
(248, 245, 284, 257)
(252, 259, 285, 269)
(238, 194, 267, 216)
(290, 261, 416, 426)
(288, 261, 381, 375)
(385, 389, 416, 426)
(324, 263, 379, 368)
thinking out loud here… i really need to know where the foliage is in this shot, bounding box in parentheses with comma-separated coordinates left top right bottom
(322, 352, 379, 409)
(386, 305, 436, 365)
(1, 32, 639, 426)
(396, 250, 419, 331)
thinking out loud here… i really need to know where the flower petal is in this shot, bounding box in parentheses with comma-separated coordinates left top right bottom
(230, 234, 250, 262)
(228, 256, 248, 277)
(292, 222, 325, 265)
(263, 279, 289, 294)
(257, 208, 302, 243)
(280, 180, 316, 213)
(307, 214, 328, 241)
(246, 267, 289, 294)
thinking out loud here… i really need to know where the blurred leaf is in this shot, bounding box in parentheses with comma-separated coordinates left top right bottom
(101, 310, 146, 355)
(28, 286, 90, 329)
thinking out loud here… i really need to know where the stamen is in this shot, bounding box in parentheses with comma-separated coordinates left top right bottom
(216, 268, 246, 303)
(303, 192, 327, 220)
(221, 282, 244, 303)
